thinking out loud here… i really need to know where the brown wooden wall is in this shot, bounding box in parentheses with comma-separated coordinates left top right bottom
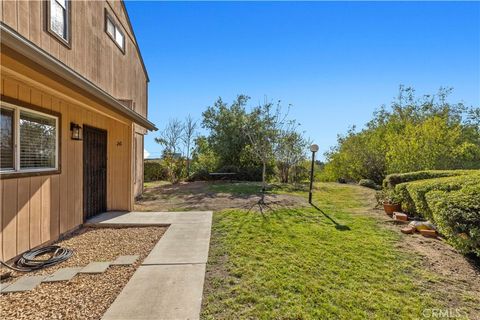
(0, 50, 134, 261)
(133, 132, 143, 198)
(0, 0, 148, 118)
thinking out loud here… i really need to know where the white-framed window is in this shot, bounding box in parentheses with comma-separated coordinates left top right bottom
(49, 0, 70, 44)
(105, 11, 125, 52)
(0, 102, 59, 174)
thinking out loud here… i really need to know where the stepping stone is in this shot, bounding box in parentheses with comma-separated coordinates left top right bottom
(111, 255, 139, 266)
(1, 276, 45, 293)
(0, 282, 11, 292)
(43, 267, 83, 282)
(80, 262, 111, 274)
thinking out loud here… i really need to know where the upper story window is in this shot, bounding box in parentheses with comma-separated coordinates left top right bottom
(105, 10, 125, 53)
(1, 101, 60, 175)
(48, 0, 71, 46)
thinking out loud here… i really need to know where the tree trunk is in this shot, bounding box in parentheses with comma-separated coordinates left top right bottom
(186, 142, 190, 177)
(261, 161, 266, 203)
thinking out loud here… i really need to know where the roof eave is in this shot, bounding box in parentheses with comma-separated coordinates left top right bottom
(0, 23, 157, 131)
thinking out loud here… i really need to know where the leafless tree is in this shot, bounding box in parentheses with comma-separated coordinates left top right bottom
(155, 118, 184, 157)
(276, 122, 310, 183)
(182, 115, 198, 177)
(244, 99, 289, 204)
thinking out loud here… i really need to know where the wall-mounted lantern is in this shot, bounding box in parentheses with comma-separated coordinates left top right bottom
(70, 122, 83, 140)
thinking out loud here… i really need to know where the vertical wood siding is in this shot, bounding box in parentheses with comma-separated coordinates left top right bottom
(0, 0, 148, 118)
(0, 72, 133, 261)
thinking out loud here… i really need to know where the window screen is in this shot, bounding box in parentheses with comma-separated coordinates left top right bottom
(0, 108, 14, 170)
(19, 111, 57, 169)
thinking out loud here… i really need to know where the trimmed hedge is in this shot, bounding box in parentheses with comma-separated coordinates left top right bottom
(382, 170, 472, 189)
(391, 170, 480, 256)
(393, 172, 480, 217)
(426, 185, 480, 256)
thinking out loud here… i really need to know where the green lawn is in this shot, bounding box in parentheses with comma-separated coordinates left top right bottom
(201, 183, 442, 319)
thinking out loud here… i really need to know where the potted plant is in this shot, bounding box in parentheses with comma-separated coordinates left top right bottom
(376, 190, 402, 216)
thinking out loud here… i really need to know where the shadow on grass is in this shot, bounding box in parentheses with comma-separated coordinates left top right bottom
(310, 203, 351, 231)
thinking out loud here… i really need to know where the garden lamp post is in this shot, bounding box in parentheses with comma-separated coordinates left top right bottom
(309, 144, 319, 204)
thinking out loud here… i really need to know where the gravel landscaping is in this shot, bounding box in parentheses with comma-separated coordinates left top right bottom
(0, 226, 166, 320)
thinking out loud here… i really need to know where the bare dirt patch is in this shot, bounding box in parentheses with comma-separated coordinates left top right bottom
(353, 186, 480, 318)
(0, 226, 166, 320)
(135, 181, 308, 212)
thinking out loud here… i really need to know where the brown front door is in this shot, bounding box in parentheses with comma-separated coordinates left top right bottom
(83, 125, 107, 220)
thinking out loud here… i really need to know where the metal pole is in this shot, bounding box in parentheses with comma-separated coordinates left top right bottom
(309, 151, 316, 204)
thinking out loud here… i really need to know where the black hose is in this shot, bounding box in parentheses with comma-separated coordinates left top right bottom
(0, 246, 73, 272)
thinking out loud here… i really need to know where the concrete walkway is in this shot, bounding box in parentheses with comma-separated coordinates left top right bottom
(87, 211, 213, 320)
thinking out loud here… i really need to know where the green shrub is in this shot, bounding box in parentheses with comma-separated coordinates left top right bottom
(426, 185, 480, 256)
(358, 179, 381, 190)
(144, 160, 169, 182)
(383, 170, 472, 189)
(391, 170, 480, 256)
(394, 172, 480, 217)
(145, 158, 186, 183)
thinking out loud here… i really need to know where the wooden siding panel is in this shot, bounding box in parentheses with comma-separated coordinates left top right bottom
(40, 2, 50, 53)
(59, 101, 69, 234)
(29, 176, 42, 249)
(50, 98, 61, 239)
(50, 175, 60, 240)
(18, 83, 31, 103)
(41, 177, 51, 243)
(3, 78, 19, 99)
(17, 0, 29, 37)
(2, 0, 17, 30)
(16, 178, 30, 254)
(2, 179, 18, 259)
(28, 0, 41, 47)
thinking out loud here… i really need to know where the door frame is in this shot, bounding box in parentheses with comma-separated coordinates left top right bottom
(83, 124, 108, 221)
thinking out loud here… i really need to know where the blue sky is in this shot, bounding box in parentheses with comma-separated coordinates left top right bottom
(125, 1, 480, 160)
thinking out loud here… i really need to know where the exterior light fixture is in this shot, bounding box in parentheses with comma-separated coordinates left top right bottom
(70, 122, 82, 140)
(309, 144, 319, 203)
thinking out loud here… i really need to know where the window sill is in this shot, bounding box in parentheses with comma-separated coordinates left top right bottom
(0, 169, 61, 180)
(47, 29, 72, 49)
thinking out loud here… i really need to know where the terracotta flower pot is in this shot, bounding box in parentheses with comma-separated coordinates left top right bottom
(383, 203, 401, 216)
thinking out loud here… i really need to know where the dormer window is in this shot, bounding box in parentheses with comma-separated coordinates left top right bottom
(47, 0, 70, 46)
(105, 11, 125, 53)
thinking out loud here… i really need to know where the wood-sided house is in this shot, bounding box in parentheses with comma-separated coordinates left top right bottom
(0, 0, 156, 261)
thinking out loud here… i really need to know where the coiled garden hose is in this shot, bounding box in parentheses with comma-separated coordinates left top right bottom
(0, 246, 73, 272)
